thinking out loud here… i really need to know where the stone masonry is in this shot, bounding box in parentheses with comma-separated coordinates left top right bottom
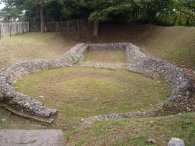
(0, 43, 193, 119)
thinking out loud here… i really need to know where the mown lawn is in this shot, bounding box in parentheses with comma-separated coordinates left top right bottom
(13, 67, 169, 118)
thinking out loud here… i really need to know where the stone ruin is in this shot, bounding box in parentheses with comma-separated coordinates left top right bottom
(0, 43, 193, 119)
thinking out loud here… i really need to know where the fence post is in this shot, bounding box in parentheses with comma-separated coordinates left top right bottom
(24, 22, 26, 32)
(16, 22, 18, 35)
(0, 22, 2, 38)
(9, 21, 12, 37)
(22, 22, 24, 33)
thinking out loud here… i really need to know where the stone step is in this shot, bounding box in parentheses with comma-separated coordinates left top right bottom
(0, 130, 64, 146)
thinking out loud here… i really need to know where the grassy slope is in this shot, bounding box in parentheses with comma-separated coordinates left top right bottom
(66, 113, 195, 146)
(0, 32, 76, 68)
(141, 26, 195, 70)
(0, 26, 194, 146)
(0, 107, 194, 146)
(72, 25, 195, 69)
(0, 26, 194, 69)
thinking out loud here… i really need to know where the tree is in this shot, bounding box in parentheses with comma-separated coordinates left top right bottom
(178, 0, 195, 25)
(86, 0, 149, 36)
(1, 0, 195, 34)
(0, 0, 24, 20)
(1, 0, 63, 32)
(24, 0, 63, 32)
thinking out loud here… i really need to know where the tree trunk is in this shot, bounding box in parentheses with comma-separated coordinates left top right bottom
(179, 11, 182, 25)
(93, 21, 99, 36)
(39, 5, 45, 32)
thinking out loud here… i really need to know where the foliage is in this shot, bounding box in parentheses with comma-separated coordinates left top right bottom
(0, 0, 195, 26)
(0, 0, 23, 20)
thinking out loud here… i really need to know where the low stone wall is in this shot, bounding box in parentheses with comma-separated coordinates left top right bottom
(87, 43, 193, 109)
(80, 62, 125, 70)
(0, 42, 193, 119)
(88, 43, 127, 51)
(0, 43, 88, 118)
(126, 44, 193, 108)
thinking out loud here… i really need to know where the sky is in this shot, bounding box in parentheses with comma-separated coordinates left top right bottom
(0, 3, 5, 10)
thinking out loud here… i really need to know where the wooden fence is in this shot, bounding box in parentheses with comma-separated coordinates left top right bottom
(30, 20, 91, 32)
(0, 20, 90, 37)
(0, 22, 29, 37)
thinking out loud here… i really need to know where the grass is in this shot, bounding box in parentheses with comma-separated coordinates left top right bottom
(66, 113, 195, 146)
(0, 26, 194, 69)
(0, 105, 195, 146)
(84, 50, 126, 63)
(0, 26, 194, 145)
(71, 25, 195, 69)
(141, 26, 195, 69)
(0, 107, 194, 146)
(0, 107, 48, 129)
(0, 32, 76, 68)
(13, 67, 169, 118)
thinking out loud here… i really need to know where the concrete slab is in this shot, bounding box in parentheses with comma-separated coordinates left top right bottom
(0, 130, 64, 146)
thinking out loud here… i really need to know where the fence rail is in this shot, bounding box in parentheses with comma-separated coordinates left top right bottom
(30, 20, 91, 32)
(0, 22, 29, 37)
(0, 20, 90, 37)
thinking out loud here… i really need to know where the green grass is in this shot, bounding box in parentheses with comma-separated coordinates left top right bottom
(0, 107, 194, 146)
(13, 67, 169, 119)
(141, 26, 195, 69)
(0, 32, 75, 68)
(75, 25, 195, 69)
(66, 113, 195, 146)
(0, 107, 50, 129)
(84, 50, 126, 63)
(0, 26, 194, 69)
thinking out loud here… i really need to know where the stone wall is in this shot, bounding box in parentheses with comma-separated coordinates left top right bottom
(0, 43, 193, 119)
(87, 43, 193, 109)
(126, 44, 193, 108)
(0, 43, 88, 118)
(88, 43, 127, 51)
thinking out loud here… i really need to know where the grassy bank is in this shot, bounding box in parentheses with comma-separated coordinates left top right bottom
(66, 113, 195, 146)
(70, 25, 195, 69)
(0, 26, 194, 69)
(0, 32, 76, 68)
